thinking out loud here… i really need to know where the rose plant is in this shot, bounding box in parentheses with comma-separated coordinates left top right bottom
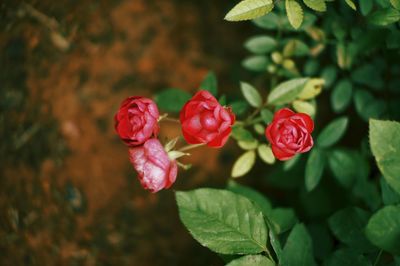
(115, 0, 400, 265)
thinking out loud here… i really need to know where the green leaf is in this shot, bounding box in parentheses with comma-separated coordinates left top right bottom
(283, 154, 301, 171)
(325, 248, 372, 266)
(308, 223, 334, 260)
(345, 0, 357, 10)
(317, 116, 348, 148)
(328, 149, 358, 188)
(238, 139, 259, 150)
(231, 100, 250, 116)
(261, 109, 274, 124)
(270, 208, 298, 234)
(258, 144, 275, 164)
(225, 0, 274, 21)
(154, 88, 191, 113)
(354, 90, 386, 122)
(176, 188, 268, 254)
(286, 0, 304, 29)
(369, 119, 400, 195)
(232, 126, 255, 142)
(305, 148, 326, 192)
(328, 207, 373, 252)
(281, 224, 316, 266)
(351, 65, 384, 90)
(227, 255, 275, 266)
(321, 66, 337, 88)
(380, 178, 400, 205)
(242, 56, 269, 72)
(391, 0, 400, 9)
(331, 79, 353, 113)
(292, 100, 316, 117)
(303, 0, 326, 12)
(245, 35, 277, 54)
(366, 205, 400, 254)
(227, 180, 272, 217)
(232, 150, 257, 178)
(283, 39, 310, 57)
(368, 8, 400, 26)
(359, 0, 373, 15)
(267, 78, 309, 105)
(241, 82, 263, 108)
(253, 12, 280, 29)
(200, 71, 218, 96)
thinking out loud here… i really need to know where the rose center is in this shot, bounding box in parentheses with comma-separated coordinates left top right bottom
(200, 112, 218, 131)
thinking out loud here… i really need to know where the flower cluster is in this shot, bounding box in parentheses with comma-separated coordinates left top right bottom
(115, 91, 314, 192)
(114, 90, 235, 193)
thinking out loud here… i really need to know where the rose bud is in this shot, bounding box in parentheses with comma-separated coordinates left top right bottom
(179, 90, 235, 148)
(129, 138, 178, 193)
(114, 96, 159, 146)
(265, 108, 314, 161)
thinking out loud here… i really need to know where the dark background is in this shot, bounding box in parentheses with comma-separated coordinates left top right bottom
(0, 0, 261, 265)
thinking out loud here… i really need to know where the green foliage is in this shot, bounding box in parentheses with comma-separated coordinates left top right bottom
(176, 189, 268, 254)
(245, 36, 277, 54)
(225, 0, 274, 21)
(227, 180, 272, 217)
(226, 255, 275, 266)
(317, 117, 348, 148)
(154, 88, 191, 113)
(286, 0, 304, 29)
(281, 224, 316, 266)
(257, 144, 275, 164)
(366, 205, 400, 254)
(368, 8, 400, 26)
(240, 82, 263, 108)
(369, 120, 400, 195)
(325, 248, 372, 266)
(267, 78, 309, 105)
(303, 0, 326, 12)
(331, 79, 352, 113)
(200, 71, 218, 96)
(231, 150, 257, 178)
(328, 207, 373, 252)
(305, 148, 325, 191)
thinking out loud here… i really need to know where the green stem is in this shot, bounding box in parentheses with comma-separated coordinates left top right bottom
(178, 143, 205, 152)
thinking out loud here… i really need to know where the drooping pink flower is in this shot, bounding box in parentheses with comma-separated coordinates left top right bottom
(129, 138, 178, 193)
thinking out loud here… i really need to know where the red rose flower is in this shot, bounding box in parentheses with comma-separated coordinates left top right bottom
(179, 90, 235, 148)
(114, 96, 159, 146)
(129, 138, 178, 193)
(265, 108, 314, 161)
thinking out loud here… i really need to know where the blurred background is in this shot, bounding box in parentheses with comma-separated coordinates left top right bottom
(0, 0, 260, 265)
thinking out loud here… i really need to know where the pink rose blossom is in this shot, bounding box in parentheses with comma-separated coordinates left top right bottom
(129, 138, 178, 193)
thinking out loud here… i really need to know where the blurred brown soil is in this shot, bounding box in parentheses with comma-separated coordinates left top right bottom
(0, 0, 250, 265)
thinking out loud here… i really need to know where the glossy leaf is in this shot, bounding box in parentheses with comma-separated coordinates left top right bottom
(227, 255, 275, 266)
(257, 144, 275, 164)
(242, 55, 269, 71)
(227, 180, 272, 217)
(286, 0, 304, 29)
(225, 0, 274, 21)
(366, 205, 400, 254)
(281, 224, 316, 266)
(245, 35, 277, 54)
(331, 79, 352, 113)
(368, 8, 400, 26)
(241, 82, 263, 108)
(317, 116, 348, 148)
(176, 188, 268, 254)
(369, 119, 400, 195)
(267, 78, 309, 105)
(303, 0, 326, 12)
(232, 150, 257, 178)
(305, 148, 326, 191)
(345, 0, 357, 10)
